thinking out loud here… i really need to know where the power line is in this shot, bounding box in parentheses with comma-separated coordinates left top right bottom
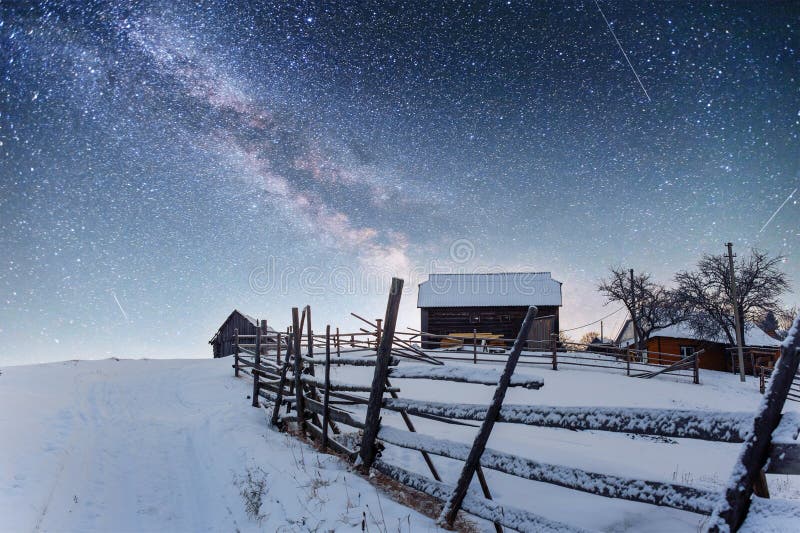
(560, 306, 625, 332)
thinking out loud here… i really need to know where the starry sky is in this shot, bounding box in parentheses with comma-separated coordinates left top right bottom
(1, 1, 798, 364)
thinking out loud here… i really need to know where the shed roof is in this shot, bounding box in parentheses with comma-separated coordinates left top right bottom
(615, 318, 780, 347)
(209, 309, 278, 343)
(417, 272, 562, 308)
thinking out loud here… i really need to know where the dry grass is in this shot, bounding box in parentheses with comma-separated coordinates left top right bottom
(364, 468, 481, 533)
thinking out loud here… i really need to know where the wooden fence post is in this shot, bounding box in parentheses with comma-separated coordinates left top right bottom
(551, 333, 558, 371)
(276, 332, 282, 364)
(271, 361, 290, 427)
(626, 351, 631, 376)
(441, 306, 539, 527)
(306, 306, 313, 358)
(707, 315, 800, 531)
(252, 321, 263, 407)
(473, 329, 478, 364)
(376, 318, 383, 350)
(475, 466, 503, 533)
(323, 325, 331, 451)
(693, 350, 700, 385)
(358, 277, 404, 470)
(291, 308, 307, 436)
(234, 328, 240, 377)
(336, 327, 341, 358)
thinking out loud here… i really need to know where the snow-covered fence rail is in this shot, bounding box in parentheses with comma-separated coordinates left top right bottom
(394, 330, 702, 383)
(758, 362, 800, 402)
(382, 399, 753, 442)
(706, 314, 800, 532)
(378, 426, 718, 515)
(388, 364, 545, 389)
(373, 460, 590, 533)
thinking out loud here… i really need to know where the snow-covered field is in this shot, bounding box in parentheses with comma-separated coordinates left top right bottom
(1, 355, 798, 532)
(0, 358, 441, 532)
(327, 354, 800, 532)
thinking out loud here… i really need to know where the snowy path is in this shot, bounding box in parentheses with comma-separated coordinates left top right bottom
(0, 359, 441, 532)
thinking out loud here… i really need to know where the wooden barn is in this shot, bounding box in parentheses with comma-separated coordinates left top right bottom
(614, 319, 781, 373)
(209, 309, 278, 358)
(417, 272, 562, 349)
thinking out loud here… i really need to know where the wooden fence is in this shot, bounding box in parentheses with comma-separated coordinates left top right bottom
(230, 279, 800, 532)
(392, 329, 702, 384)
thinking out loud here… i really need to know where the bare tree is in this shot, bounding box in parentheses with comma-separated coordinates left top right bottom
(579, 331, 601, 345)
(598, 267, 682, 350)
(674, 249, 789, 345)
(758, 311, 779, 337)
(777, 305, 800, 337)
(558, 330, 577, 350)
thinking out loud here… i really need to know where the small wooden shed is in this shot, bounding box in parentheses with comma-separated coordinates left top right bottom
(614, 319, 781, 373)
(209, 309, 277, 358)
(417, 272, 563, 349)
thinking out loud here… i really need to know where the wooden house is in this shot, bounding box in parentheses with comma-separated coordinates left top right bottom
(417, 272, 562, 349)
(614, 319, 780, 373)
(209, 309, 278, 358)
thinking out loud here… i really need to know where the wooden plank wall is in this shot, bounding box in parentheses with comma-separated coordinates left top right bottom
(213, 312, 259, 358)
(421, 305, 559, 347)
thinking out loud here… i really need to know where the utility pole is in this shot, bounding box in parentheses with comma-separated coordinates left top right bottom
(600, 321, 604, 344)
(726, 242, 746, 382)
(629, 269, 639, 351)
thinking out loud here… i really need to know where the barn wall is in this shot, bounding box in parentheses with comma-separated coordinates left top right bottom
(421, 305, 559, 348)
(212, 312, 259, 358)
(645, 336, 727, 371)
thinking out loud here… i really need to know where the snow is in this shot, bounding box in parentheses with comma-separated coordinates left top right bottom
(0, 358, 442, 532)
(773, 411, 800, 444)
(389, 364, 545, 389)
(417, 272, 562, 307)
(740, 496, 800, 532)
(328, 356, 800, 531)
(3, 353, 798, 532)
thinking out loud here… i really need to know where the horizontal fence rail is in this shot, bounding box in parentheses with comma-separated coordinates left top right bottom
(378, 426, 718, 514)
(383, 398, 754, 442)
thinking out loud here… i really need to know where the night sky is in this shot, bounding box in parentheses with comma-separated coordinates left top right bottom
(1, 1, 797, 364)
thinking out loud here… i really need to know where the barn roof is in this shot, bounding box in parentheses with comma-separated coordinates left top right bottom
(209, 309, 278, 343)
(417, 272, 562, 308)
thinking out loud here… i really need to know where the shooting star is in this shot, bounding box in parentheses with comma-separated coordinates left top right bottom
(110, 290, 129, 321)
(593, 0, 651, 102)
(759, 187, 797, 234)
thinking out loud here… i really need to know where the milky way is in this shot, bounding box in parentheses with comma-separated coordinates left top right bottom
(1, 1, 797, 362)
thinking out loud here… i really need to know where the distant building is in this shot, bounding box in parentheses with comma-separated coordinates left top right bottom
(209, 310, 278, 358)
(417, 272, 562, 348)
(614, 319, 780, 373)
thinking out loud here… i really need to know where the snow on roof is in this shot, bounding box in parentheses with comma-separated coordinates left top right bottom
(417, 272, 562, 308)
(618, 319, 780, 347)
(231, 310, 277, 332)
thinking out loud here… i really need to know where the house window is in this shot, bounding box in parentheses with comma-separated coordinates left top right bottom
(680, 346, 695, 358)
(501, 315, 511, 322)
